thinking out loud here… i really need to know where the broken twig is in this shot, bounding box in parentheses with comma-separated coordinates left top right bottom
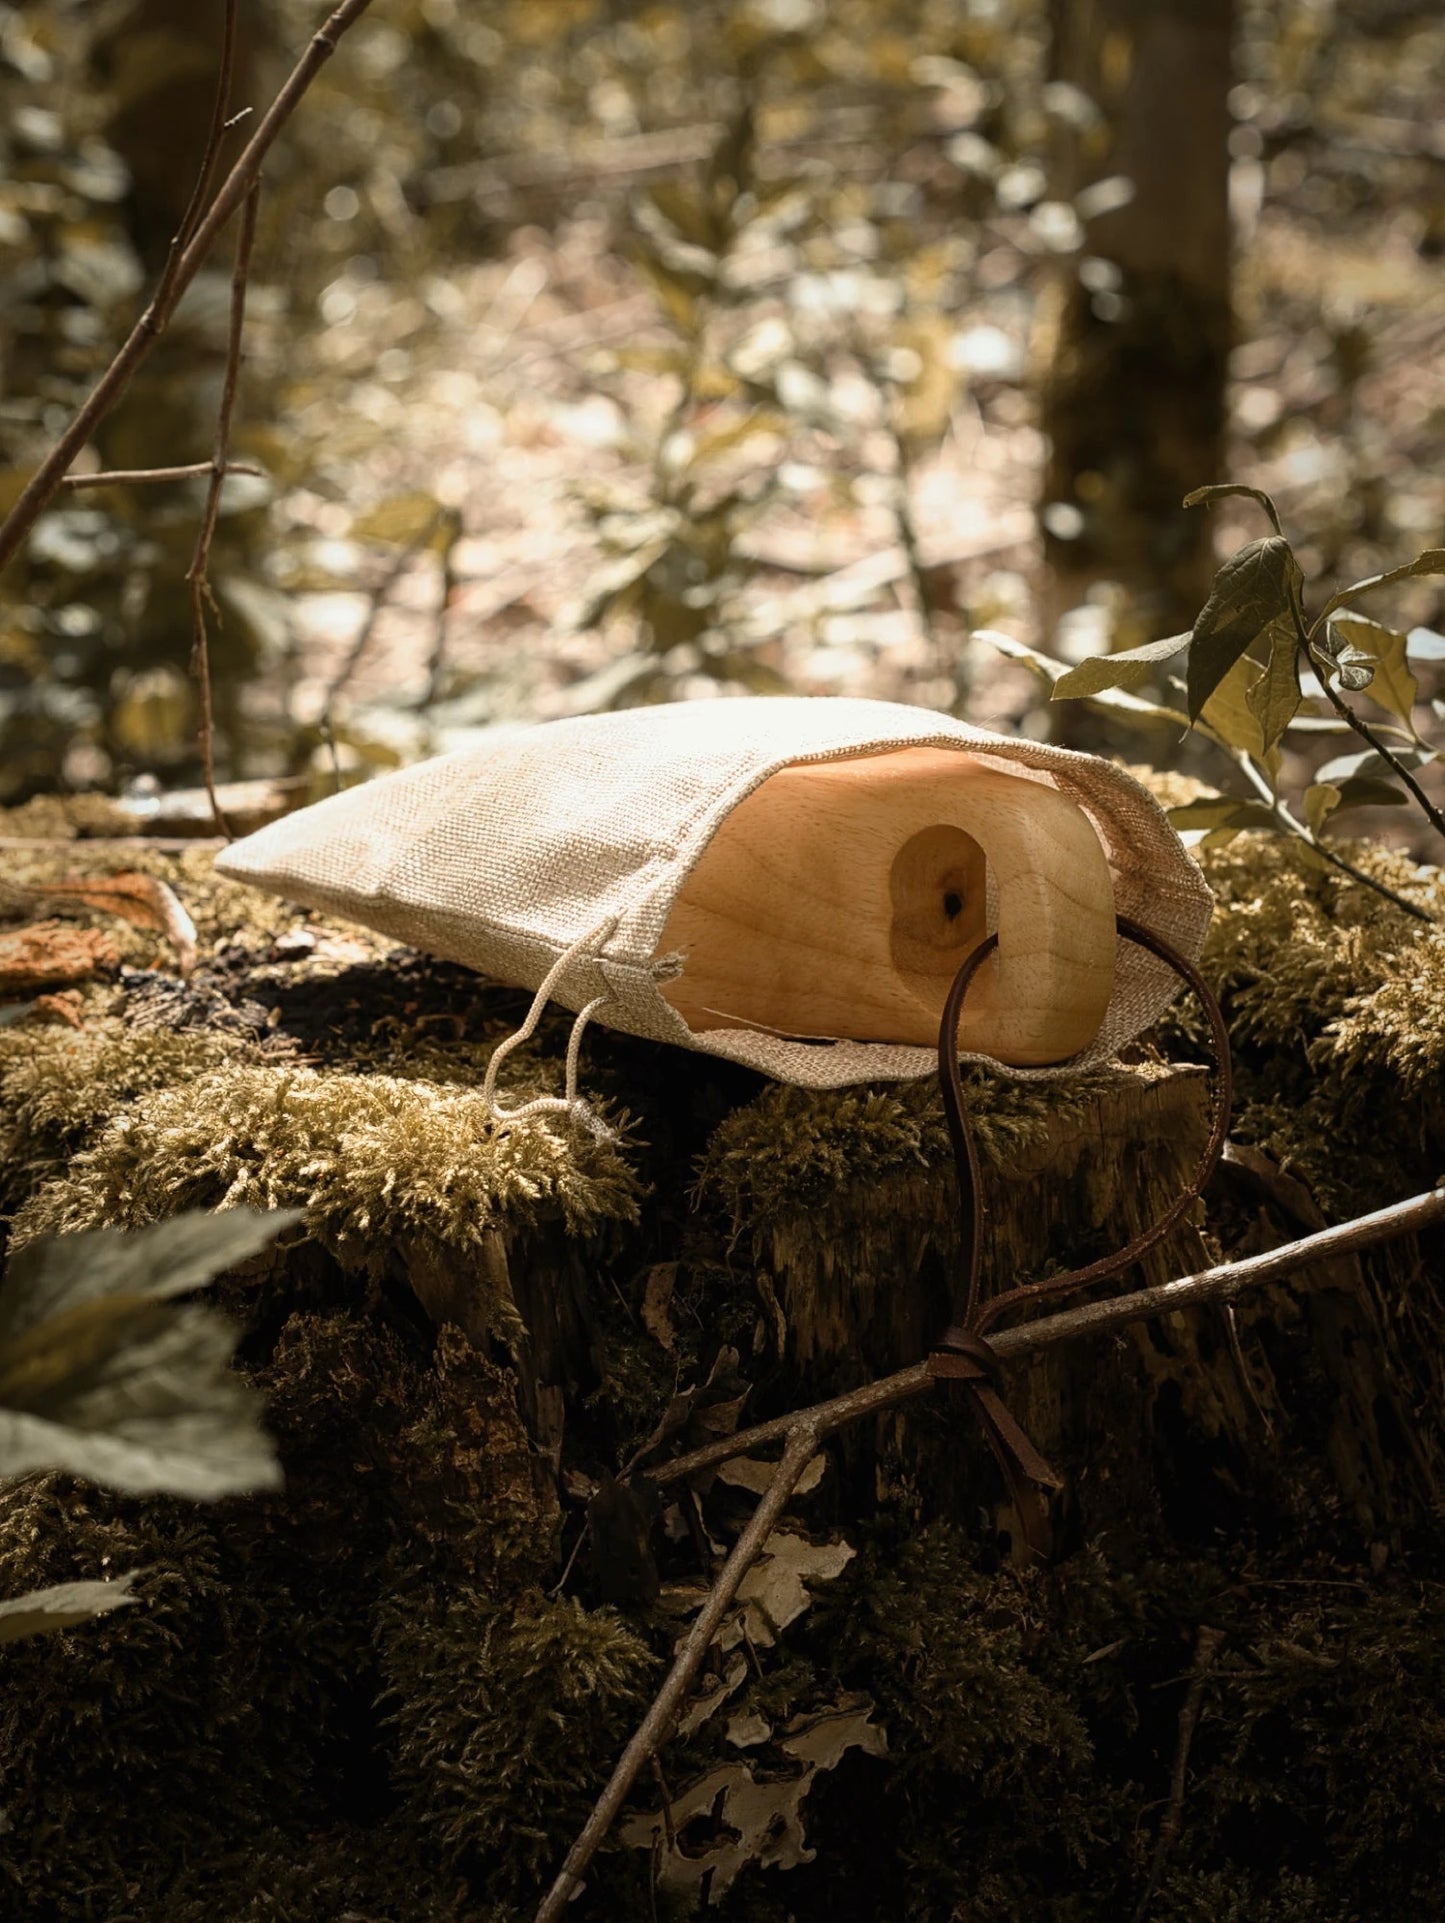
(59, 463, 265, 491)
(536, 1424, 820, 1923)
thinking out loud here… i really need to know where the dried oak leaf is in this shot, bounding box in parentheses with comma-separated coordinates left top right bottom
(21, 873, 198, 975)
(0, 922, 120, 996)
(620, 1696, 886, 1902)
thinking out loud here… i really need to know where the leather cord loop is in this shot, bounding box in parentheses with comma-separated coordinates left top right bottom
(927, 915, 1234, 1555)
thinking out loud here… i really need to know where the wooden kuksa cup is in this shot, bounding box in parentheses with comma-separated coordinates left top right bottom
(656, 746, 1117, 1066)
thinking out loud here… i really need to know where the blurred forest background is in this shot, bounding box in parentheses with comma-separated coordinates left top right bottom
(1, 0, 1443, 822)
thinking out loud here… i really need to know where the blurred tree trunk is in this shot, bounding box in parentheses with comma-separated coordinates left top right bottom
(1040, 0, 1234, 650)
(82, 2, 276, 776)
(93, 0, 268, 274)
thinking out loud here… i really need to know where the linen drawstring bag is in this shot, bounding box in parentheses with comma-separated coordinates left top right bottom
(216, 695, 1211, 1096)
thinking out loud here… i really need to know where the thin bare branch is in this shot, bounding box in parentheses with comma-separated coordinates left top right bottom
(187, 183, 260, 841)
(0, 0, 375, 574)
(60, 463, 264, 491)
(151, 0, 240, 329)
(537, 1183, 1445, 1915)
(1231, 750, 1436, 924)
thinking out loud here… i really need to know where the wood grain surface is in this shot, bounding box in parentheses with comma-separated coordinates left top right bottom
(657, 746, 1116, 1064)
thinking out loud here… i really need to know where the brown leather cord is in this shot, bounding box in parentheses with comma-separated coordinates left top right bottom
(928, 915, 1234, 1554)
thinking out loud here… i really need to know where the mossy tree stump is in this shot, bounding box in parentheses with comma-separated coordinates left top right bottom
(4, 818, 1445, 1922)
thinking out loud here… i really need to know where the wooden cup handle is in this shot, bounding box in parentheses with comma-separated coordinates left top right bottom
(658, 747, 1116, 1065)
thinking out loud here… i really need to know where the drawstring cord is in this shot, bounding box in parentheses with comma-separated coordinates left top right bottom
(481, 914, 619, 1135)
(928, 915, 1234, 1554)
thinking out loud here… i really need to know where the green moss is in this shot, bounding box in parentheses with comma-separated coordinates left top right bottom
(9, 1057, 642, 1337)
(696, 1069, 1129, 1239)
(1149, 1870, 1347, 1923)
(0, 1021, 251, 1189)
(379, 1585, 656, 1900)
(1161, 831, 1445, 1212)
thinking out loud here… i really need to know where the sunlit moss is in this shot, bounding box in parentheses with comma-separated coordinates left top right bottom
(1170, 831, 1445, 1206)
(696, 1069, 1128, 1238)
(11, 1058, 643, 1339)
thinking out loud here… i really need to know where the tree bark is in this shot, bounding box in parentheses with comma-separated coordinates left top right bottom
(1040, 0, 1234, 650)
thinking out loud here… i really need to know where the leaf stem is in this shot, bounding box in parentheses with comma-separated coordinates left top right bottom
(1232, 752, 1436, 924)
(1308, 649, 1445, 845)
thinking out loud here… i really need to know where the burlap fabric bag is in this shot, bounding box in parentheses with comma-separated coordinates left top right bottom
(217, 697, 1211, 1094)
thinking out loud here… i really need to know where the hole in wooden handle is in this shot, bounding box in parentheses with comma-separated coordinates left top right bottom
(889, 823, 989, 985)
(657, 747, 1116, 1062)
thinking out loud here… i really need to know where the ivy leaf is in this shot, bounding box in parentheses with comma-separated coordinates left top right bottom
(1332, 775, 1409, 812)
(976, 630, 1189, 728)
(1186, 536, 1305, 721)
(1166, 797, 1280, 835)
(1304, 782, 1340, 836)
(1245, 627, 1302, 755)
(0, 1573, 138, 1646)
(1316, 746, 1435, 785)
(1051, 631, 1191, 700)
(0, 1210, 298, 1499)
(1194, 654, 1268, 766)
(972, 629, 1063, 684)
(1183, 483, 1284, 536)
(1329, 613, 1419, 731)
(1407, 627, 1445, 662)
(0, 1207, 302, 1343)
(1326, 642, 1377, 693)
(1317, 548, 1445, 627)
(1304, 776, 1409, 838)
(0, 1295, 281, 1499)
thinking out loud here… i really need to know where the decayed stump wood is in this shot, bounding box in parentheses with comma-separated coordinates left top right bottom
(730, 1061, 1216, 1547)
(695, 1055, 1441, 1551)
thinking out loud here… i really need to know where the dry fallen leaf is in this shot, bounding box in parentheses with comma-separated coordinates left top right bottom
(676, 1652, 749, 1739)
(641, 1261, 679, 1351)
(716, 1451, 826, 1498)
(722, 1527, 856, 1650)
(28, 990, 86, 1029)
(0, 922, 120, 996)
(19, 873, 198, 975)
(620, 1694, 886, 1902)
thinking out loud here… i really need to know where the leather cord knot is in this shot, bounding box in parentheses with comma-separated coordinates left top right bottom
(928, 1325, 1002, 1387)
(929, 915, 1233, 1559)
